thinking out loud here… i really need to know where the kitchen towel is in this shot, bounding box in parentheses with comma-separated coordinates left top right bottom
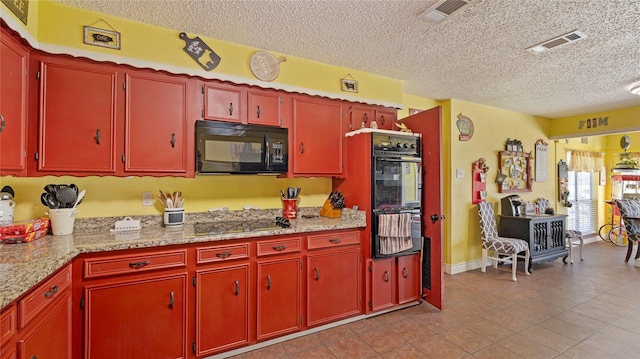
(378, 213, 413, 254)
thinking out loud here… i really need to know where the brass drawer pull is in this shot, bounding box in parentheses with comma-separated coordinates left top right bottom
(273, 245, 287, 251)
(403, 267, 409, 278)
(329, 238, 341, 244)
(384, 271, 389, 282)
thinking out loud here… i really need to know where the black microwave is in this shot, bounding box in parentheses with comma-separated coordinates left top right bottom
(196, 120, 288, 174)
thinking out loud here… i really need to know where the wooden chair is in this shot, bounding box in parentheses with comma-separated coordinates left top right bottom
(614, 198, 640, 264)
(478, 202, 530, 281)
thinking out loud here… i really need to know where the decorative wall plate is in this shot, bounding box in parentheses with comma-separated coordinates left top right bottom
(250, 51, 286, 81)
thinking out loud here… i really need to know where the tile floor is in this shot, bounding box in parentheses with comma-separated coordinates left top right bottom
(230, 240, 639, 359)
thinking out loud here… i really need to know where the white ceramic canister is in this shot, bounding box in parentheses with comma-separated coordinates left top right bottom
(0, 199, 16, 225)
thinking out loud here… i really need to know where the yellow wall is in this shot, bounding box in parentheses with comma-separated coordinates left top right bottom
(2, 1, 639, 273)
(549, 107, 640, 139)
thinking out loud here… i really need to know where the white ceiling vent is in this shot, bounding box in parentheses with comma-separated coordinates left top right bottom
(419, 0, 473, 23)
(526, 30, 588, 53)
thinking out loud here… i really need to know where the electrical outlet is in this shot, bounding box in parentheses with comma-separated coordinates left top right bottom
(456, 168, 464, 179)
(142, 191, 153, 206)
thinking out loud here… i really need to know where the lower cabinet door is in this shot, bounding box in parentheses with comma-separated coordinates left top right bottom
(257, 257, 301, 341)
(196, 264, 249, 356)
(369, 258, 395, 312)
(397, 254, 421, 304)
(307, 248, 361, 327)
(84, 274, 187, 359)
(17, 290, 72, 359)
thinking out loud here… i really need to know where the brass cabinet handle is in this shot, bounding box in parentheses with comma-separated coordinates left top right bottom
(169, 291, 175, 309)
(402, 267, 408, 278)
(216, 251, 232, 259)
(229, 102, 233, 116)
(0, 114, 5, 133)
(267, 275, 271, 290)
(314, 267, 320, 281)
(128, 260, 150, 269)
(363, 113, 369, 124)
(384, 271, 389, 282)
(329, 238, 341, 244)
(300, 142, 305, 154)
(95, 128, 101, 144)
(380, 115, 386, 125)
(234, 280, 240, 296)
(273, 245, 287, 251)
(170, 133, 176, 148)
(44, 285, 59, 298)
(256, 105, 261, 118)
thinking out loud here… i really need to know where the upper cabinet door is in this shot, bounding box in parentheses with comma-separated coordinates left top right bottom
(203, 83, 243, 123)
(292, 97, 343, 176)
(349, 105, 375, 133)
(124, 71, 189, 174)
(38, 59, 118, 174)
(247, 89, 282, 126)
(0, 30, 29, 176)
(375, 108, 397, 130)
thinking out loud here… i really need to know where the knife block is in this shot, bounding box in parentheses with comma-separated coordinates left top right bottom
(319, 199, 341, 218)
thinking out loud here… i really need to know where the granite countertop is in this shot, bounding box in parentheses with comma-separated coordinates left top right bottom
(1, 207, 366, 309)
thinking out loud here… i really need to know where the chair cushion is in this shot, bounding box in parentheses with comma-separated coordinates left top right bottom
(483, 236, 529, 254)
(566, 229, 583, 238)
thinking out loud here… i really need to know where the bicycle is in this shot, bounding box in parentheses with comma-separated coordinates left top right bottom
(599, 200, 628, 246)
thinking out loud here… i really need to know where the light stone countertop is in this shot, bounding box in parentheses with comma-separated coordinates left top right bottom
(1, 207, 366, 309)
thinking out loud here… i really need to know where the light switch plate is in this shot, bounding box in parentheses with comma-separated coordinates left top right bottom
(142, 191, 153, 206)
(456, 168, 464, 179)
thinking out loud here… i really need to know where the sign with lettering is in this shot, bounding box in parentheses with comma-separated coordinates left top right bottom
(83, 26, 120, 50)
(2, 0, 29, 24)
(578, 117, 608, 130)
(179, 32, 221, 71)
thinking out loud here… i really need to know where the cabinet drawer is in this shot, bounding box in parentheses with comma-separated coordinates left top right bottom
(307, 231, 360, 250)
(83, 249, 188, 279)
(196, 243, 250, 264)
(18, 264, 72, 329)
(0, 305, 16, 347)
(257, 237, 301, 257)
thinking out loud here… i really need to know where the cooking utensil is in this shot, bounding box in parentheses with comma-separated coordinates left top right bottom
(56, 186, 77, 208)
(69, 183, 79, 194)
(43, 193, 60, 209)
(44, 184, 56, 194)
(73, 189, 86, 208)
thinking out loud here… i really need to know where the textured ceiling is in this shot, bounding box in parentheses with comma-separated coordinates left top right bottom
(54, 0, 640, 119)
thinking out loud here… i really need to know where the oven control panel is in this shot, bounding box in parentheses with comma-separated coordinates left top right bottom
(372, 133, 420, 156)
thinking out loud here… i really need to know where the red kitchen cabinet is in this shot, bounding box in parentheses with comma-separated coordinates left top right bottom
(36, 57, 119, 174)
(0, 28, 29, 176)
(397, 253, 421, 304)
(292, 96, 343, 176)
(368, 258, 395, 312)
(306, 231, 361, 327)
(124, 71, 190, 174)
(195, 264, 249, 356)
(16, 289, 72, 359)
(256, 236, 302, 341)
(203, 82, 243, 123)
(375, 108, 397, 130)
(247, 88, 282, 127)
(0, 305, 17, 359)
(83, 274, 188, 359)
(348, 105, 374, 132)
(15, 264, 72, 359)
(368, 254, 421, 314)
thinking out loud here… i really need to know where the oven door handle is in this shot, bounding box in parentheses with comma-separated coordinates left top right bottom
(377, 158, 421, 163)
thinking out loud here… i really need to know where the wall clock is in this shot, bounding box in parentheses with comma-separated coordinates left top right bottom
(250, 51, 286, 82)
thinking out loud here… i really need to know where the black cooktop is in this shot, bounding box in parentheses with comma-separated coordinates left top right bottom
(193, 218, 284, 237)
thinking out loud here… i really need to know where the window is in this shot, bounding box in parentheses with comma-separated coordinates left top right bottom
(566, 171, 596, 234)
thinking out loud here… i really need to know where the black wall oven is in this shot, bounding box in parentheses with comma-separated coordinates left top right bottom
(371, 133, 423, 258)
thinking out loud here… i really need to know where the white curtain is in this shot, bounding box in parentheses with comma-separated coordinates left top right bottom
(568, 150, 604, 172)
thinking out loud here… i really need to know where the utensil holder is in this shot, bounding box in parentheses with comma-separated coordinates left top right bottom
(48, 208, 78, 235)
(319, 199, 342, 218)
(164, 208, 185, 227)
(282, 199, 299, 219)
